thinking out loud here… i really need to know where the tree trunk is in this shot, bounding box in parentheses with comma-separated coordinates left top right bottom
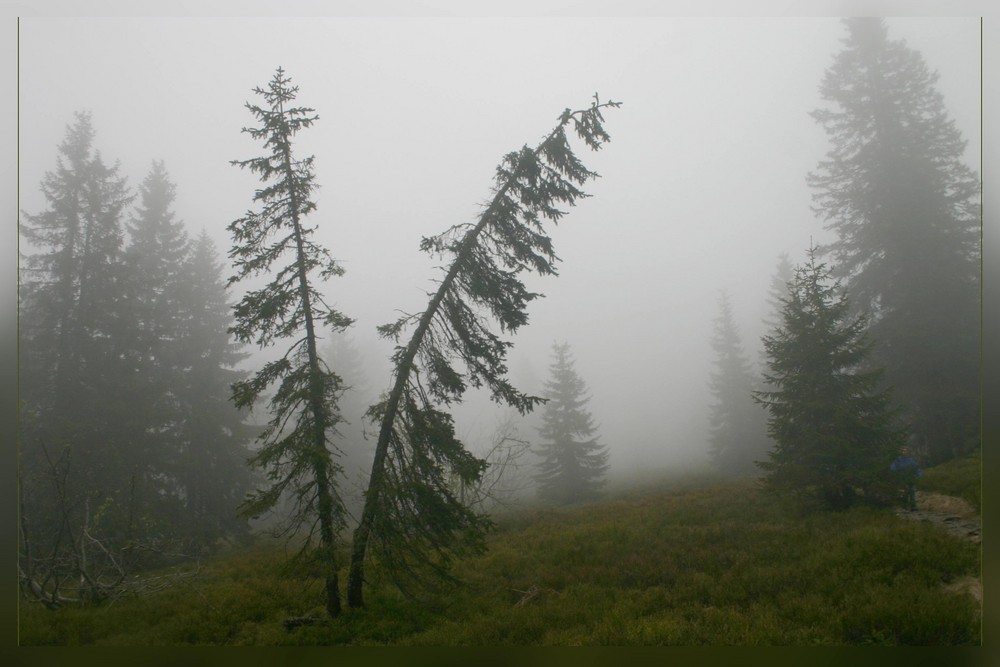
(283, 110, 342, 618)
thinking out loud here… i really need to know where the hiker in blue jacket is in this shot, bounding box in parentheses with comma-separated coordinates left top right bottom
(890, 446, 922, 511)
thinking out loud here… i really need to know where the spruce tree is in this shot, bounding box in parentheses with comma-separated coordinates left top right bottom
(119, 160, 191, 512)
(754, 247, 904, 510)
(534, 342, 609, 504)
(20, 112, 136, 540)
(227, 67, 353, 618)
(347, 95, 619, 609)
(21, 113, 132, 428)
(124, 160, 190, 351)
(808, 18, 980, 463)
(175, 231, 255, 544)
(707, 291, 769, 476)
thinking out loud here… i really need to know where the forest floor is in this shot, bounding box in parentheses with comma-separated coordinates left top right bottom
(894, 491, 981, 604)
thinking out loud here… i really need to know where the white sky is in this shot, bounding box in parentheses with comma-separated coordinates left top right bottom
(9, 1, 991, 478)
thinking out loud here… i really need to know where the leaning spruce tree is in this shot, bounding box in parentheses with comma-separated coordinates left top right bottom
(227, 68, 353, 618)
(754, 247, 904, 510)
(347, 95, 620, 608)
(534, 342, 609, 504)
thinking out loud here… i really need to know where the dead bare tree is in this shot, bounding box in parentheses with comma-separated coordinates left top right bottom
(456, 414, 534, 513)
(18, 441, 200, 609)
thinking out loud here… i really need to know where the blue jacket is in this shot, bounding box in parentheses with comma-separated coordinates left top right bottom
(890, 455, 922, 480)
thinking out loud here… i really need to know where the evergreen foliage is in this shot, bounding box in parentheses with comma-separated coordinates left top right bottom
(19, 111, 138, 546)
(754, 251, 796, 431)
(808, 18, 980, 463)
(19, 116, 256, 599)
(124, 160, 190, 352)
(120, 160, 192, 517)
(707, 292, 769, 476)
(174, 231, 256, 543)
(122, 167, 256, 545)
(754, 247, 905, 510)
(347, 95, 620, 608)
(227, 67, 353, 618)
(534, 342, 609, 504)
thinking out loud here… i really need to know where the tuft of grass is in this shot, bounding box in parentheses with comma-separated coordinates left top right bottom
(19, 476, 980, 646)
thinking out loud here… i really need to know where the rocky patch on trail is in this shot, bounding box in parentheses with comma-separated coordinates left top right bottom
(893, 492, 981, 544)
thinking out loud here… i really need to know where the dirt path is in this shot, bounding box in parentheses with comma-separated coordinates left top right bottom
(892, 492, 982, 604)
(892, 491, 981, 544)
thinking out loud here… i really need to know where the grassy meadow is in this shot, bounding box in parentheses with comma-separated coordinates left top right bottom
(18, 471, 981, 646)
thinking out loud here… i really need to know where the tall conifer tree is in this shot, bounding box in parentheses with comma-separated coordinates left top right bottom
(754, 248, 904, 510)
(808, 18, 980, 462)
(20, 111, 135, 533)
(120, 160, 191, 505)
(227, 68, 353, 617)
(175, 231, 255, 543)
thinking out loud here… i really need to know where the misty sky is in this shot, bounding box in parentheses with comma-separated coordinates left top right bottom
(13, 4, 984, 479)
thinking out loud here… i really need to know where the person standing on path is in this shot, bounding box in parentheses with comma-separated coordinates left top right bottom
(890, 446, 923, 511)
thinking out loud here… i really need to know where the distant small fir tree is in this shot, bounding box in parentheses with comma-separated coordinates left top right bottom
(761, 252, 794, 342)
(754, 247, 904, 510)
(707, 291, 769, 476)
(227, 67, 353, 618)
(534, 342, 609, 504)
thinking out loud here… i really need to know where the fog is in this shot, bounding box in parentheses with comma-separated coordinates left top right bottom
(16, 6, 982, 492)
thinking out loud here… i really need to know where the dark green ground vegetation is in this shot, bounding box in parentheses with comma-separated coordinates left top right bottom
(18, 471, 979, 646)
